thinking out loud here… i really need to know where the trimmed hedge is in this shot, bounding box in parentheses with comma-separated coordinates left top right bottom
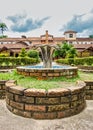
(56, 57, 93, 66)
(0, 57, 40, 66)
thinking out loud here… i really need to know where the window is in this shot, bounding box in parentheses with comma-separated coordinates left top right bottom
(69, 34, 73, 38)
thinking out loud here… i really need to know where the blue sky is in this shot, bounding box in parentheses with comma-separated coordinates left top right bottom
(0, 0, 93, 37)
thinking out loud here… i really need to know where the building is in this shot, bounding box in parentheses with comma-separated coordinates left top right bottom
(0, 30, 93, 57)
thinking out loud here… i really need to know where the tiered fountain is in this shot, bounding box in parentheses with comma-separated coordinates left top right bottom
(17, 31, 78, 79)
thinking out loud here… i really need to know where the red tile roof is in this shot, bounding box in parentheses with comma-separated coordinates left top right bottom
(73, 44, 93, 49)
(0, 43, 28, 49)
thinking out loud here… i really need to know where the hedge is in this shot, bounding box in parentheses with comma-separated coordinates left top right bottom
(0, 57, 40, 66)
(56, 57, 93, 66)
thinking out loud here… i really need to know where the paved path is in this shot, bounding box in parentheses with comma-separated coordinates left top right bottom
(0, 100, 93, 130)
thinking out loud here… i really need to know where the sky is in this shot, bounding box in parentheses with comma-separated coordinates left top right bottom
(0, 0, 93, 37)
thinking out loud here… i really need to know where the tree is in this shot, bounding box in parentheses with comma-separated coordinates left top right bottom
(0, 23, 7, 36)
(19, 48, 27, 57)
(89, 35, 93, 38)
(67, 47, 77, 58)
(53, 42, 77, 58)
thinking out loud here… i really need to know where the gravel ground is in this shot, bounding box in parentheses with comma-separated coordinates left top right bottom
(0, 100, 93, 130)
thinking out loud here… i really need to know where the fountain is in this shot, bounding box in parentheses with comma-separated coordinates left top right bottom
(6, 31, 85, 120)
(17, 31, 78, 79)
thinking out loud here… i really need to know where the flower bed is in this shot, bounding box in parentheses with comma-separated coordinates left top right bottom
(6, 81, 86, 119)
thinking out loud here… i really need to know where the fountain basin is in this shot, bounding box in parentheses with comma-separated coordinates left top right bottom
(17, 65, 78, 79)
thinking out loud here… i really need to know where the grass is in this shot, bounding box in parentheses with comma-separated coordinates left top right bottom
(0, 70, 93, 90)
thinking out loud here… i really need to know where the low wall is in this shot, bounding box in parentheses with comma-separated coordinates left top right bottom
(0, 80, 7, 99)
(0, 66, 16, 69)
(6, 81, 86, 119)
(78, 66, 93, 73)
(0, 80, 16, 99)
(85, 81, 93, 100)
(17, 67, 78, 79)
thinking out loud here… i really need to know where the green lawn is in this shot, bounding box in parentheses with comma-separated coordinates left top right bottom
(0, 70, 93, 90)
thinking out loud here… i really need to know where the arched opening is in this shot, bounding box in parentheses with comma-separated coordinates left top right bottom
(10, 52, 14, 57)
(15, 53, 19, 57)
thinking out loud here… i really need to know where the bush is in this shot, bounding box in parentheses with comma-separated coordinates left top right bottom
(19, 48, 27, 57)
(0, 53, 9, 57)
(27, 50, 39, 59)
(0, 57, 40, 66)
(56, 57, 93, 66)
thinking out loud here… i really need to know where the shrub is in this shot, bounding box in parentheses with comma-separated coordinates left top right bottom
(56, 57, 93, 66)
(0, 53, 9, 57)
(19, 48, 27, 57)
(0, 57, 40, 66)
(27, 50, 39, 59)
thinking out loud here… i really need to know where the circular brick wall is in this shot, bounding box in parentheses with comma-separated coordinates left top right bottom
(17, 66, 78, 79)
(5, 81, 86, 119)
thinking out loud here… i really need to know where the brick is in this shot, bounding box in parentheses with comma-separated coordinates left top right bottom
(36, 97, 60, 105)
(24, 88, 46, 97)
(71, 95, 78, 101)
(61, 96, 70, 103)
(47, 88, 70, 97)
(85, 86, 90, 90)
(86, 90, 93, 95)
(86, 95, 91, 100)
(6, 92, 14, 100)
(70, 87, 85, 94)
(9, 86, 26, 95)
(0, 85, 2, 89)
(0, 90, 5, 97)
(13, 109, 32, 118)
(85, 81, 93, 86)
(6, 97, 10, 105)
(13, 109, 24, 117)
(57, 111, 65, 118)
(15, 95, 34, 103)
(71, 99, 84, 108)
(78, 92, 85, 99)
(32, 112, 57, 119)
(6, 104, 13, 112)
(53, 73, 59, 77)
(42, 73, 47, 76)
(90, 86, 93, 89)
(24, 111, 32, 118)
(57, 110, 71, 118)
(48, 73, 53, 77)
(48, 104, 69, 112)
(10, 100, 24, 110)
(70, 103, 86, 115)
(25, 104, 46, 112)
(0, 80, 7, 84)
(5, 80, 16, 88)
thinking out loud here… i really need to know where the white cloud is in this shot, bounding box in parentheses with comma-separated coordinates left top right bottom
(0, 0, 93, 37)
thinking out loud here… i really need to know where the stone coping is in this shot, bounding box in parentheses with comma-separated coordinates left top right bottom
(5, 80, 86, 119)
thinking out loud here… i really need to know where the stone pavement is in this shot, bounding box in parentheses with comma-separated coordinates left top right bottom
(0, 100, 93, 130)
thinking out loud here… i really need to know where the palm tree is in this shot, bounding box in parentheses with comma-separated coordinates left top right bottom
(0, 23, 7, 36)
